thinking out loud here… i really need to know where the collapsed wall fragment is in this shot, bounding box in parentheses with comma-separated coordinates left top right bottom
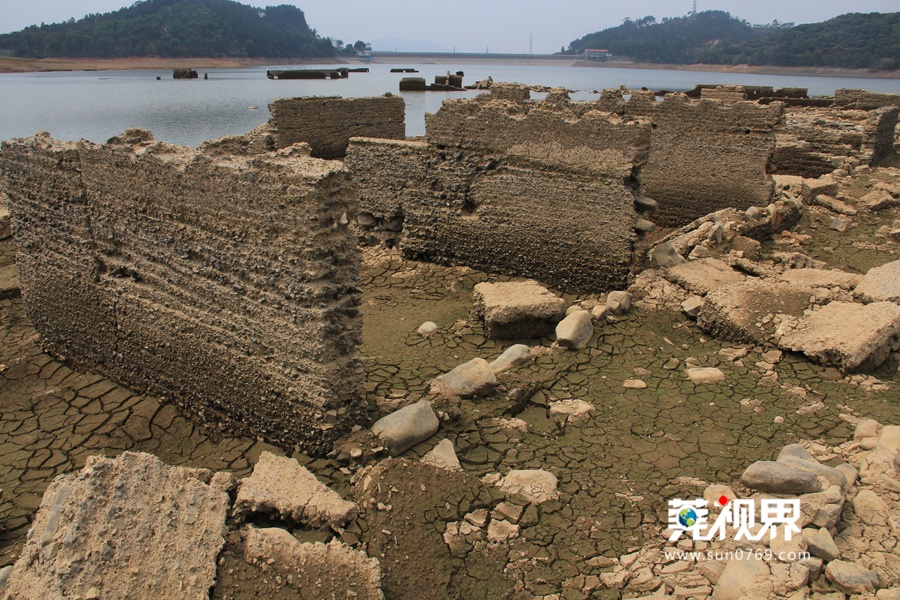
(346, 84, 653, 292)
(0, 131, 365, 454)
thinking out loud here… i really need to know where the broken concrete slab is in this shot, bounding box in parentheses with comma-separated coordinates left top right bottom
(777, 301, 900, 372)
(371, 399, 440, 456)
(779, 268, 863, 291)
(665, 258, 746, 296)
(432, 357, 498, 398)
(3, 452, 228, 600)
(242, 526, 383, 599)
(234, 451, 358, 528)
(855, 259, 900, 303)
(495, 470, 559, 504)
(698, 280, 814, 345)
(473, 280, 566, 340)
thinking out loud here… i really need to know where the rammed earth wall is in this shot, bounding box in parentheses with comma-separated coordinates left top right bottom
(269, 94, 406, 159)
(346, 85, 652, 293)
(0, 132, 364, 455)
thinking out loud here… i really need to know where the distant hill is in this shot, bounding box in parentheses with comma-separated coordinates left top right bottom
(707, 12, 900, 70)
(566, 10, 899, 70)
(0, 0, 334, 59)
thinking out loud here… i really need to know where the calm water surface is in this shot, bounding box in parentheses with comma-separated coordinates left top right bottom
(2, 62, 899, 147)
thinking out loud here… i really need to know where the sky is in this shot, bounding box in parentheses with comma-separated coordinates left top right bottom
(0, 0, 897, 54)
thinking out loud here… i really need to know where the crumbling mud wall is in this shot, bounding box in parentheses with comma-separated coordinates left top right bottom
(622, 90, 784, 227)
(772, 106, 898, 177)
(269, 95, 406, 159)
(346, 85, 652, 292)
(834, 89, 900, 110)
(1, 131, 365, 455)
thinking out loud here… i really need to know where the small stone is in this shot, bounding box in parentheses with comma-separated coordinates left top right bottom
(635, 218, 657, 233)
(663, 358, 681, 370)
(635, 196, 659, 212)
(486, 519, 519, 542)
(681, 296, 704, 319)
(702, 485, 736, 505)
(802, 527, 840, 561)
(417, 321, 438, 338)
(492, 502, 524, 524)
(853, 418, 883, 441)
(829, 217, 848, 232)
(824, 560, 878, 595)
(489, 344, 532, 374)
(685, 367, 725, 384)
(432, 358, 498, 398)
(649, 242, 685, 268)
(623, 379, 647, 389)
(774, 416, 785, 424)
(420, 439, 462, 472)
(549, 399, 594, 424)
(465, 509, 489, 528)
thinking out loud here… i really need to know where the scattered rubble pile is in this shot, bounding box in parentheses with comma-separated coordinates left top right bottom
(590, 417, 900, 600)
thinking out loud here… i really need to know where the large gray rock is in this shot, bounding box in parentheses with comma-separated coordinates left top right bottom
(243, 527, 382, 599)
(372, 399, 440, 456)
(555, 310, 594, 350)
(432, 357, 498, 398)
(473, 280, 566, 339)
(776, 451, 848, 490)
(825, 560, 879, 595)
(234, 451, 358, 527)
(3, 452, 229, 600)
(777, 301, 900, 372)
(855, 259, 900, 302)
(740, 461, 822, 494)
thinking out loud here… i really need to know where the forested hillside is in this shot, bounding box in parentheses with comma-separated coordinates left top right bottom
(566, 11, 899, 70)
(0, 0, 334, 58)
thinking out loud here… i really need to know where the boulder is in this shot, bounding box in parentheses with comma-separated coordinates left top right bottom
(473, 281, 566, 339)
(855, 259, 900, 303)
(825, 560, 879, 595)
(242, 527, 382, 599)
(777, 301, 900, 372)
(420, 438, 462, 472)
(432, 358, 498, 398)
(2, 452, 228, 600)
(555, 310, 594, 350)
(495, 470, 559, 504)
(234, 451, 357, 527)
(665, 258, 746, 296)
(740, 461, 822, 494)
(371, 399, 440, 456)
(606, 291, 633, 315)
(489, 344, 532, 374)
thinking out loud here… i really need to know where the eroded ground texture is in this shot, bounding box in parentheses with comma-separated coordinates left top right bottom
(2, 161, 900, 600)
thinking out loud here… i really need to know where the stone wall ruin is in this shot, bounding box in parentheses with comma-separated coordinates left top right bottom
(346, 84, 653, 292)
(268, 94, 405, 159)
(0, 131, 365, 455)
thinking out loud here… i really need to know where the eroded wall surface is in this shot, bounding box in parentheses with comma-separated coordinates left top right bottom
(623, 91, 784, 227)
(346, 85, 652, 292)
(269, 95, 406, 159)
(835, 89, 900, 110)
(1, 132, 364, 454)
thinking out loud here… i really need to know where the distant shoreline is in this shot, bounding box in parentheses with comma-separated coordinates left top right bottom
(1, 54, 898, 80)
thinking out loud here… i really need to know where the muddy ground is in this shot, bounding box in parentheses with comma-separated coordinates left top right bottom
(2, 163, 900, 598)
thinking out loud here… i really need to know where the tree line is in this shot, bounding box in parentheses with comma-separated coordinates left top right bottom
(0, 0, 335, 59)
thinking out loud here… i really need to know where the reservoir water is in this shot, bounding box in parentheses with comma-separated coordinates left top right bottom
(1, 62, 899, 147)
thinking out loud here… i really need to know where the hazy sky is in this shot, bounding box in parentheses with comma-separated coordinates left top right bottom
(1, 0, 897, 54)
